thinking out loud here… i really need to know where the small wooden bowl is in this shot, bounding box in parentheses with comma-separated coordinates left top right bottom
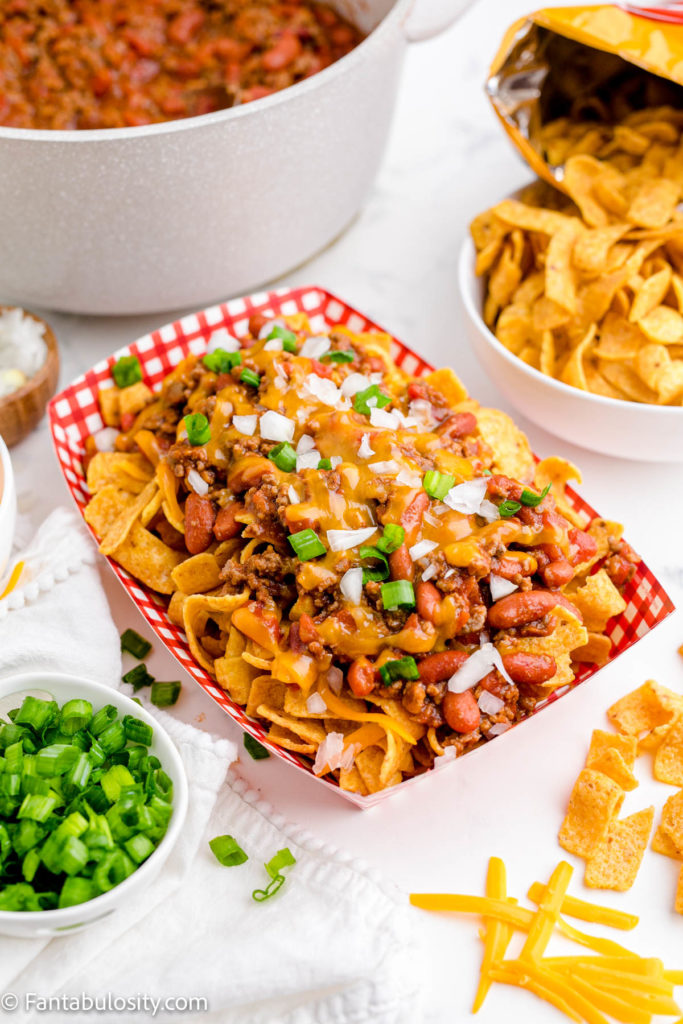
(0, 307, 60, 448)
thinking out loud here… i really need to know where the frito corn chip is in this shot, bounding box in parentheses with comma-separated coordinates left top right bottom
(214, 655, 259, 705)
(676, 866, 683, 915)
(267, 724, 316, 755)
(339, 764, 369, 795)
(257, 705, 327, 749)
(661, 791, 683, 853)
(653, 719, 683, 786)
(652, 825, 682, 860)
(83, 484, 135, 537)
(424, 367, 468, 406)
(638, 305, 683, 345)
(534, 456, 586, 529)
(627, 178, 680, 230)
(474, 408, 535, 483)
(558, 769, 625, 859)
(586, 748, 638, 792)
(87, 451, 153, 496)
(586, 729, 637, 770)
(98, 387, 120, 428)
(584, 807, 654, 891)
(112, 521, 185, 595)
(99, 480, 158, 556)
(546, 220, 580, 313)
(571, 632, 613, 667)
(118, 380, 153, 418)
(246, 675, 286, 718)
(629, 266, 672, 322)
(607, 680, 682, 738)
(569, 570, 627, 633)
(167, 589, 187, 628)
(171, 552, 222, 595)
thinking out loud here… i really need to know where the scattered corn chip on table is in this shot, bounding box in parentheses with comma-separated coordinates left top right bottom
(6, 0, 683, 1020)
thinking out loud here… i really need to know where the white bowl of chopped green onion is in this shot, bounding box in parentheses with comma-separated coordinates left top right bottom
(0, 671, 188, 937)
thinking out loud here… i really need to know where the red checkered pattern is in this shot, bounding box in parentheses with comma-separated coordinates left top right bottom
(48, 285, 675, 809)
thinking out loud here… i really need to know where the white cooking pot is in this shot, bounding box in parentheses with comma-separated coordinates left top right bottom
(0, 0, 473, 316)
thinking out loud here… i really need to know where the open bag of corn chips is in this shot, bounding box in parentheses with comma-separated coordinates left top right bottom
(472, 3, 683, 404)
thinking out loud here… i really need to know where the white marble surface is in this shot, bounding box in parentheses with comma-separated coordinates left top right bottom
(6, 0, 683, 1020)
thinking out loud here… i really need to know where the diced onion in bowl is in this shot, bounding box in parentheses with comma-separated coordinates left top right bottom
(478, 691, 505, 715)
(327, 527, 376, 552)
(260, 410, 295, 442)
(187, 469, 209, 496)
(409, 539, 438, 561)
(92, 427, 120, 452)
(489, 574, 518, 601)
(340, 567, 363, 604)
(233, 414, 258, 436)
(207, 328, 240, 353)
(447, 642, 512, 693)
(306, 692, 327, 714)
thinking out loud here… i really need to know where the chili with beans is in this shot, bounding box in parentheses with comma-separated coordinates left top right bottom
(0, 0, 364, 130)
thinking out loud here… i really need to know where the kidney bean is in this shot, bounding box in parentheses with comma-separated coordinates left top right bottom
(568, 527, 598, 566)
(488, 589, 582, 629)
(262, 32, 301, 71)
(442, 690, 481, 734)
(436, 411, 477, 439)
(348, 657, 375, 697)
(168, 9, 205, 45)
(213, 502, 243, 542)
(605, 554, 636, 588)
(491, 555, 536, 580)
(389, 543, 413, 582)
(417, 650, 468, 685)
(184, 493, 216, 554)
(248, 312, 267, 338)
(400, 491, 431, 544)
(120, 411, 136, 432)
(502, 652, 557, 685)
(416, 581, 442, 624)
(540, 559, 574, 589)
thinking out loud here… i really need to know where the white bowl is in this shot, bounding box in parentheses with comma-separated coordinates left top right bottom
(0, 672, 188, 938)
(0, 435, 16, 577)
(458, 236, 683, 462)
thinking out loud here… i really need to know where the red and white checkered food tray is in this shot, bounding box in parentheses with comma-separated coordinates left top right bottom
(48, 285, 675, 808)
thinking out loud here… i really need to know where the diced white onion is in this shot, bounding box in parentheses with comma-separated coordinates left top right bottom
(300, 335, 330, 359)
(264, 339, 283, 351)
(421, 565, 437, 582)
(313, 732, 348, 775)
(260, 410, 295, 442)
(369, 372, 384, 385)
(433, 746, 457, 768)
(92, 427, 119, 452)
(489, 574, 518, 602)
(306, 693, 327, 714)
(327, 526, 376, 552)
(233, 414, 258, 436)
(296, 451, 320, 471)
(296, 433, 316, 454)
(488, 722, 511, 737)
(408, 399, 434, 428)
(393, 410, 419, 429)
(478, 499, 500, 524)
(443, 568, 455, 579)
(368, 460, 399, 476)
(326, 666, 344, 695)
(447, 642, 513, 693)
(370, 408, 399, 429)
(396, 468, 423, 489)
(330, 456, 342, 469)
(287, 485, 300, 505)
(303, 373, 344, 408)
(478, 691, 505, 715)
(358, 434, 375, 459)
(340, 567, 363, 605)
(423, 510, 441, 527)
(443, 478, 489, 515)
(366, 396, 378, 409)
(207, 328, 240, 353)
(409, 539, 438, 561)
(341, 373, 370, 397)
(187, 469, 209, 496)
(258, 318, 285, 339)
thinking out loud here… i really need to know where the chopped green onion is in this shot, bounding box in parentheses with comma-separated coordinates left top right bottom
(376, 523, 405, 554)
(381, 580, 416, 611)
(288, 529, 326, 561)
(266, 325, 297, 352)
(379, 656, 420, 686)
(14, 696, 58, 734)
(252, 875, 285, 902)
(353, 385, 391, 416)
(101, 764, 135, 804)
(125, 833, 155, 864)
(122, 664, 155, 691)
(268, 442, 297, 473)
(59, 700, 93, 736)
(317, 458, 332, 470)
(120, 629, 152, 660)
(5, 741, 22, 775)
(359, 545, 389, 584)
(498, 499, 522, 518)
(59, 876, 97, 908)
(520, 483, 551, 507)
(36, 744, 79, 777)
(244, 734, 270, 760)
(112, 355, 143, 389)
(423, 470, 455, 500)
(91, 705, 118, 737)
(203, 348, 242, 373)
(184, 413, 211, 446)
(59, 835, 89, 876)
(97, 722, 127, 755)
(150, 681, 182, 708)
(209, 834, 249, 867)
(252, 847, 296, 902)
(65, 752, 92, 794)
(123, 716, 153, 746)
(17, 792, 59, 822)
(240, 368, 261, 388)
(321, 350, 354, 364)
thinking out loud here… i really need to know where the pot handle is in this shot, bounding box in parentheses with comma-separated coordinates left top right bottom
(402, 0, 478, 42)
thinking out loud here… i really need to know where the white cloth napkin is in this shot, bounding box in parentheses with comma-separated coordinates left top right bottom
(0, 510, 420, 1024)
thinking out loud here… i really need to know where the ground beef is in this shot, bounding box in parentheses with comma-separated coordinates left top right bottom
(243, 480, 291, 547)
(221, 549, 297, 605)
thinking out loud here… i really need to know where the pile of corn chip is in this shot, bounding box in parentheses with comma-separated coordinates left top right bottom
(559, 679, 683, 909)
(472, 103, 683, 405)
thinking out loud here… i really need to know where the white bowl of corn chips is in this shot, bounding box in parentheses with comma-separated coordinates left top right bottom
(459, 234, 683, 463)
